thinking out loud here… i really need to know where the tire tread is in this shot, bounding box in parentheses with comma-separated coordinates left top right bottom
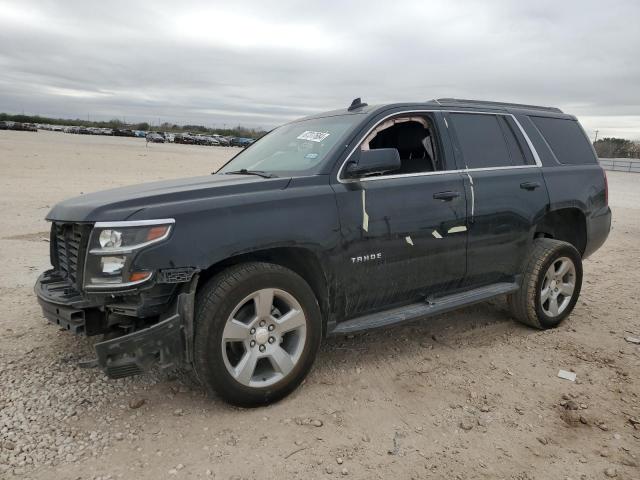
(508, 238, 581, 329)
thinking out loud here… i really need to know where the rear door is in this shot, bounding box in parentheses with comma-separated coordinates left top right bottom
(445, 111, 549, 286)
(331, 111, 468, 319)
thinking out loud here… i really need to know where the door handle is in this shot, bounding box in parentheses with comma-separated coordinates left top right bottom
(433, 191, 460, 201)
(520, 181, 541, 191)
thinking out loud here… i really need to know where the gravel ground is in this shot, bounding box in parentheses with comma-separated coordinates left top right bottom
(0, 130, 639, 479)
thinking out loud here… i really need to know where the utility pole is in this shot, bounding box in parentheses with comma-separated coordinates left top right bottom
(594, 129, 599, 142)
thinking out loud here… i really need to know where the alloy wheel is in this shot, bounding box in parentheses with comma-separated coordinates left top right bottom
(540, 256, 576, 317)
(220, 288, 307, 387)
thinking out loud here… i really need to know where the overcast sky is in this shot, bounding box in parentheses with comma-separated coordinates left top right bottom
(1, 0, 638, 139)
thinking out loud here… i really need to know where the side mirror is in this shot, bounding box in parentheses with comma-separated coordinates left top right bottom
(345, 148, 401, 178)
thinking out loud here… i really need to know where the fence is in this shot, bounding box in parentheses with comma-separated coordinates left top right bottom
(599, 158, 640, 173)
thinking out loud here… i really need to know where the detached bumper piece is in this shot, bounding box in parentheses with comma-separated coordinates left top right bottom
(94, 314, 185, 379)
(38, 296, 87, 334)
(36, 270, 100, 334)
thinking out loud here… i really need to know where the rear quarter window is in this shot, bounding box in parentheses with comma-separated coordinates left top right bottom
(530, 116, 597, 165)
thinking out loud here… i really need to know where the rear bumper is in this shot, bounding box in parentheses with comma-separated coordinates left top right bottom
(35, 272, 193, 379)
(584, 205, 612, 258)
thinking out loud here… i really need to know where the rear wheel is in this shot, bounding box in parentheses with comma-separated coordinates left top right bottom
(194, 262, 322, 407)
(508, 238, 583, 329)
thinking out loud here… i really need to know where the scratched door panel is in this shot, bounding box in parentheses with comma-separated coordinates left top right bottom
(333, 173, 467, 318)
(462, 168, 549, 286)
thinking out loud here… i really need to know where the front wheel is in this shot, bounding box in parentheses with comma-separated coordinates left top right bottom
(508, 238, 583, 329)
(193, 262, 322, 407)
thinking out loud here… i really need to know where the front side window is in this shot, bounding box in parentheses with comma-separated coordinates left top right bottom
(357, 114, 442, 175)
(450, 113, 530, 169)
(218, 115, 361, 176)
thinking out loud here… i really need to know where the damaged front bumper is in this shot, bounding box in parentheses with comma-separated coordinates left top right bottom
(94, 313, 184, 378)
(35, 270, 196, 379)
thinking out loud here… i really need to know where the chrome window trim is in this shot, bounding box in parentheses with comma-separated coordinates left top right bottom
(336, 109, 543, 184)
(510, 115, 543, 166)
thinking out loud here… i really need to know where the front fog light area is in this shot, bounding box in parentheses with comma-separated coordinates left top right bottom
(101, 256, 126, 275)
(87, 255, 127, 284)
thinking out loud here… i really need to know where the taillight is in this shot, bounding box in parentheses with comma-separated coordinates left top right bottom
(603, 167, 608, 205)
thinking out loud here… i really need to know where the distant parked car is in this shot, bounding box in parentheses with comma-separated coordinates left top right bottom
(230, 137, 255, 147)
(0, 121, 10, 130)
(113, 129, 136, 137)
(211, 134, 230, 146)
(146, 132, 165, 143)
(195, 135, 220, 146)
(8, 122, 37, 132)
(175, 133, 196, 144)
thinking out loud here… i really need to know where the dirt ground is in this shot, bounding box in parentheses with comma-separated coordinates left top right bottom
(1, 130, 639, 480)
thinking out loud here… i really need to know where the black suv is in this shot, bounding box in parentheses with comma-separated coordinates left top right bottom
(36, 98, 611, 406)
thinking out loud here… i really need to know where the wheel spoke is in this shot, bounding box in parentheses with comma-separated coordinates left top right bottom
(540, 286, 551, 303)
(555, 259, 571, 278)
(276, 308, 306, 333)
(234, 350, 258, 384)
(223, 319, 250, 342)
(544, 268, 555, 285)
(548, 296, 560, 316)
(253, 289, 274, 318)
(269, 346, 295, 376)
(560, 282, 575, 297)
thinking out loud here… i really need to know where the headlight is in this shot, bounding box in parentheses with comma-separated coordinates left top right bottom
(83, 219, 174, 289)
(99, 230, 122, 248)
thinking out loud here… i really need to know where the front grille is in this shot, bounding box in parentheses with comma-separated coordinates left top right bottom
(51, 222, 91, 288)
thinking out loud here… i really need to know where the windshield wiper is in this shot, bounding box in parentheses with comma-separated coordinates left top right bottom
(224, 169, 277, 178)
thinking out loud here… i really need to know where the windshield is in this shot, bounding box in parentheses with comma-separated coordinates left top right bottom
(218, 115, 361, 176)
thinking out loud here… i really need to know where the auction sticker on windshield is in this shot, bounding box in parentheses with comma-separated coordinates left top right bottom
(297, 131, 330, 142)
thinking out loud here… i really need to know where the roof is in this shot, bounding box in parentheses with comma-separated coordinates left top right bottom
(294, 98, 568, 123)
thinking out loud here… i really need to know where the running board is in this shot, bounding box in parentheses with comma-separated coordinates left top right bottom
(331, 282, 519, 335)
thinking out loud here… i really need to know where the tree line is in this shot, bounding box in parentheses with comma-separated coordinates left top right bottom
(0, 113, 267, 139)
(593, 137, 640, 159)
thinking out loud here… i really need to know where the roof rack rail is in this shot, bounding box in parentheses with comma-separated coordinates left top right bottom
(434, 98, 563, 114)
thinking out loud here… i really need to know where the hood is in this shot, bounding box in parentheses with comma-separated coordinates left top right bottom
(46, 174, 291, 222)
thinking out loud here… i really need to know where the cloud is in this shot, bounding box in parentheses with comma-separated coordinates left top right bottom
(0, 0, 638, 138)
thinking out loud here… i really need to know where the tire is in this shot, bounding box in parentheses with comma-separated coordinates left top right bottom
(193, 262, 322, 407)
(508, 238, 583, 329)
